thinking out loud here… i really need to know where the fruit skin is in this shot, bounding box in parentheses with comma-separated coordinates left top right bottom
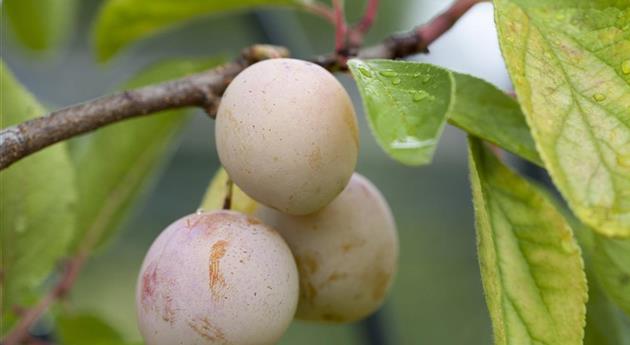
(256, 173, 398, 323)
(136, 210, 299, 345)
(216, 58, 359, 215)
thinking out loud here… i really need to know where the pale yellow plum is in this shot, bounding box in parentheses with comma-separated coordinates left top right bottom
(256, 173, 399, 323)
(136, 211, 298, 345)
(216, 58, 359, 215)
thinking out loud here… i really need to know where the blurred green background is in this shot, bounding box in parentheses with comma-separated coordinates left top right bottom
(1, 0, 516, 343)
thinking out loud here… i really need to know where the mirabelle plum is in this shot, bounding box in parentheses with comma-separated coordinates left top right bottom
(257, 173, 398, 323)
(136, 211, 298, 345)
(216, 58, 359, 215)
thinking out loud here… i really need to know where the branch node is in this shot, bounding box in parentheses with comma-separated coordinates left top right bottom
(241, 45, 290, 64)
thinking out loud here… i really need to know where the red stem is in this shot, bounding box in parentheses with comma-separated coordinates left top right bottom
(356, 0, 379, 34)
(332, 0, 348, 54)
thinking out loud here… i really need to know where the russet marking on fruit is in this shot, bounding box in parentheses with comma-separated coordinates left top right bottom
(324, 271, 348, 284)
(140, 261, 158, 311)
(308, 147, 323, 170)
(187, 317, 225, 343)
(245, 216, 262, 226)
(162, 289, 176, 325)
(370, 270, 391, 301)
(340, 239, 366, 254)
(209, 240, 228, 299)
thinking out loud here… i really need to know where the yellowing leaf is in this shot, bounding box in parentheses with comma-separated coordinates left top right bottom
(494, 0, 630, 237)
(199, 167, 258, 215)
(468, 136, 587, 345)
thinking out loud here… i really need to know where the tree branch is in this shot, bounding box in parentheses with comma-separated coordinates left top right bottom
(0, 0, 483, 174)
(2, 255, 84, 345)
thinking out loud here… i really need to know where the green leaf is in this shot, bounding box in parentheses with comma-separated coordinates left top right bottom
(494, 0, 630, 237)
(0, 61, 77, 331)
(348, 59, 541, 166)
(450, 73, 542, 166)
(93, 0, 298, 61)
(69, 57, 224, 251)
(584, 269, 630, 345)
(591, 233, 630, 315)
(57, 312, 144, 345)
(348, 59, 454, 165)
(3, 0, 78, 51)
(468, 136, 587, 345)
(57, 313, 122, 345)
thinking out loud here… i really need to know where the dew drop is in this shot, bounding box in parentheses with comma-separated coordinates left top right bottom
(593, 93, 606, 102)
(358, 66, 372, 78)
(423, 75, 432, 83)
(379, 70, 397, 78)
(390, 137, 435, 150)
(391, 78, 401, 85)
(412, 90, 429, 102)
(621, 60, 630, 75)
(413, 73, 421, 78)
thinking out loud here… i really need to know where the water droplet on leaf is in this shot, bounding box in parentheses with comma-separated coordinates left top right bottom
(379, 70, 397, 78)
(392, 78, 401, 85)
(358, 66, 372, 78)
(622, 60, 630, 75)
(390, 137, 435, 150)
(412, 90, 429, 102)
(593, 93, 606, 102)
